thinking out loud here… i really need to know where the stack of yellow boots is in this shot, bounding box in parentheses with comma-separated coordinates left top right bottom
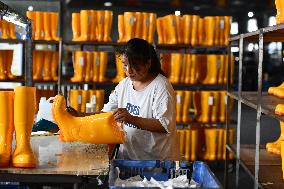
(0, 86, 37, 168)
(112, 53, 126, 83)
(71, 51, 108, 83)
(0, 20, 17, 39)
(26, 11, 59, 41)
(32, 50, 59, 81)
(0, 50, 16, 80)
(117, 12, 156, 43)
(177, 128, 199, 161)
(72, 10, 113, 42)
(275, 0, 284, 24)
(266, 121, 284, 155)
(69, 89, 105, 113)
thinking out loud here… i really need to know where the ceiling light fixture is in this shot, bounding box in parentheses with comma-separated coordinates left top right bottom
(175, 11, 181, 16)
(248, 11, 254, 18)
(104, 2, 112, 7)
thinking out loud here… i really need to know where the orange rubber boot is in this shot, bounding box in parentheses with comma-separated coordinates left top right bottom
(8, 23, 16, 39)
(165, 15, 177, 44)
(89, 10, 97, 41)
(183, 15, 192, 45)
(182, 91, 192, 123)
(224, 16, 231, 45)
(198, 91, 211, 123)
(268, 82, 284, 95)
(193, 91, 202, 121)
(198, 17, 205, 45)
(175, 90, 184, 123)
(51, 51, 59, 81)
(134, 12, 142, 39)
(72, 13, 81, 41)
(141, 13, 148, 41)
(190, 55, 200, 84)
(184, 129, 191, 161)
(1, 20, 9, 39)
(69, 89, 82, 112)
(84, 51, 93, 82)
(6, 50, 16, 79)
(50, 12, 60, 41)
(203, 55, 218, 84)
(35, 11, 44, 40)
(43, 12, 52, 41)
(12, 86, 37, 168)
(217, 55, 225, 84)
(176, 16, 184, 44)
(112, 53, 125, 83)
(219, 17, 225, 45)
(98, 52, 108, 83)
(214, 17, 221, 46)
(281, 141, 284, 179)
(190, 128, 198, 161)
(211, 91, 220, 123)
(266, 121, 284, 155)
(103, 11, 113, 42)
(76, 10, 89, 41)
(43, 51, 52, 81)
(156, 17, 164, 44)
(219, 91, 227, 123)
(124, 12, 136, 42)
(96, 11, 105, 42)
(191, 15, 199, 46)
(92, 52, 100, 82)
(184, 54, 191, 84)
(0, 51, 6, 80)
(228, 128, 234, 159)
(71, 51, 85, 82)
(26, 11, 36, 39)
(117, 15, 125, 43)
(95, 90, 105, 111)
(147, 13, 157, 44)
(33, 51, 44, 80)
(178, 130, 185, 158)
(169, 53, 182, 84)
(217, 129, 224, 160)
(0, 91, 14, 167)
(204, 16, 215, 46)
(81, 90, 89, 113)
(204, 128, 218, 160)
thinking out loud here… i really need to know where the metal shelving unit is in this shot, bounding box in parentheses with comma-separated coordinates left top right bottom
(226, 23, 284, 189)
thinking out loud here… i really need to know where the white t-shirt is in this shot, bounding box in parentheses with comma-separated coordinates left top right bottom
(102, 74, 180, 160)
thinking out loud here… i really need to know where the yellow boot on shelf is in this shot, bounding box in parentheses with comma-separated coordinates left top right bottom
(112, 53, 125, 83)
(197, 91, 211, 123)
(156, 17, 164, 44)
(191, 15, 199, 46)
(81, 90, 89, 113)
(214, 17, 221, 46)
(52, 95, 124, 144)
(184, 129, 191, 161)
(51, 51, 59, 81)
(43, 51, 52, 81)
(124, 12, 136, 42)
(211, 91, 220, 123)
(179, 55, 186, 84)
(141, 13, 148, 41)
(5, 50, 16, 79)
(12, 86, 36, 168)
(89, 10, 97, 41)
(50, 12, 60, 41)
(147, 13, 156, 44)
(182, 91, 192, 123)
(224, 16, 231, 46)
(76, 10, 89, 41)
(184, 54, 191, 84)
(176, 16, 184, 44)
(169, 53, 182, 84)
(8, 22, 16, 39)
(117, 15, 125, 43)
(95, 90, 105, 111)
(0, 91, 14, 167)
(189, 55, 200, 84)
(203, 128, 218, 161)
(217, 129, 224, 160)
(219, 91, 227, 123)
(178, 130, 185, 157)
(193, 91, 202, 121)
(84, 51, 93, 82)
(69, 90, 82, 112)
(0, 51, 6, 80)
(71, 13, 81, 41)
(92, 52, 100, 82)
(96, 11, 105, 42)
(175, 90, 184, 123)
(98, 52, 108, 83)
(198, 18, 205, 46)
(35, 11, 44, 40)
(71, 51, 85, 82)
(134, 12, 142, 39)
(228, 128, 234, 159)
(103, 11, 113, 42)
(1, 20, 9, 39)
(89, 90, 97, 106)
(204, 16, 215, 46)
(165, 15, 177, 44)
(33, 51, 44, 80)
(190, 128, 198, 161)
(160, 53, 171, 77)
(43, 12, 52, 41)
(203, 55, 218, 85)
(266, 121, 284, 155)
(183, 15, 192, 45)
(217, 55, 225, 84)
(26, 11, 36, 39)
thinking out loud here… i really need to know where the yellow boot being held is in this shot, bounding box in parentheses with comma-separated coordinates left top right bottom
(52, 95, 124, 144)
(12, 86, 37, 168)
(266, 121, 284, 155)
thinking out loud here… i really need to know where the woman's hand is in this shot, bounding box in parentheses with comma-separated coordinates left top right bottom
(113, 108, 134, 123)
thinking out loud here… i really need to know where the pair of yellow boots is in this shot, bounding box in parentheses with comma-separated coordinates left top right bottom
(117, 12, 157, 44)
(52, 95, 125, 144)
(156, 15, 231, 45)
(0, 20, 17, 39)
(69, 89, 105, 113)
(0, 50, 16, 80)
(71, 51, 108, 83)
(175, 90, 229, 123)
(267, 82, 284, 115)
(72, 10, 113, 42)
(26, 11, 59, 41)
(275, 0, 284, 24)
(177, 127, 234, 161)
(0, 86, 37, 168)
(33, 50, 59, 81)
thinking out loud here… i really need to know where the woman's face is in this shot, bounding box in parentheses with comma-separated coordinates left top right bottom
(122, 55, 151, 81)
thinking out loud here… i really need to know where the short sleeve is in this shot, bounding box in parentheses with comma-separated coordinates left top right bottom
(101, 89, 118, 112)
(152, 84, 176, 134)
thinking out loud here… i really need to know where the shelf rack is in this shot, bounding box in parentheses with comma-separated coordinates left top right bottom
(226, 23, 284, 189)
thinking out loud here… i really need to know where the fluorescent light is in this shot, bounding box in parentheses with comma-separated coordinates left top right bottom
(104, 2, 112, 7)
(248, 11, 254, 18)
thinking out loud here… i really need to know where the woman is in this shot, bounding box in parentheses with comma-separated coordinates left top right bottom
(102, 38, 180, 160)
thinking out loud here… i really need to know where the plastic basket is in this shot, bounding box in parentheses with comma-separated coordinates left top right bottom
(109, 160, 222, 189)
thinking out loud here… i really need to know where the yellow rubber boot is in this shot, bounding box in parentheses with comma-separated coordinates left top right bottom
(12, 86, 36, 168)
(217, 55, 225, 84)
(35, 11, 44, 40)
(224, 16, 231, 46)
(6, 50, 16, 79)
(178, 130, 185, 158)
(0, 91, 14, 167)
(50, 12, 59, 41)
(219, 91, 227, 123)
(281, 141, 284, 179)
(71, 51, 85, 82)
(191, 15, 199, 46)
(8, 23, 16, 39)
(228, 128, 234, 159)
(134, 12, 142, 38)
(98, 52, 107, 83)
(95, 90, 105, 111)
(211, 91, 220, 123)
(176, 16, 184, 44)
(141, 13, 148, 41)
(169, 53, 181, 84)
(81, 90, 89, 113)
(165, 15, 177, 44)
(156, 17, 164, 44)
(103, 10, 113, 42)
(52, 95, 124, 144)
(183, 15, 192, 45)
(43, 51, 52, 81)
(204, 128, 218, 160)
(180, 55, 186, 84)
(0, 51, 6, 80)
(204, 16, 215, 46)
(198, 91, 211, 123)
(89, 90, 97, 106)
(89, 10, 97, 41)
(219, 17, 225, 45)
(190, 55, 201, 84)
(26, 11, 36, 39)
(1, 20, 9, 39)
(184, 129, 191, 161)
(182, 91, 192, 123)
(84, 51, 93, 82)
(193, 91, 202, 121)
(266, 121, 284, 155)
(190, 128, 198, 161)
(217, 129, 224, 160)
(214, 17, 220, 46)
(51, 51, 59, 81)
(117, 15, 125, 43)
(92, 52, 100, 82)
(33, 50, 44, 80)
(184, 54, 191, 84)
(148, 13, 156, 44)
(203, 55, 218, 85)
(69, 89, 82, 112)
(76, 10, 89, 41)
(198, 17, 204, 45)
(124, 12, 136, 42)
(96, 11, 105, 42)
(43, 12, 52, 41)
(112, 53, 125, 83)
(175, 90, 184, 123)
(72, 13, 81, 41)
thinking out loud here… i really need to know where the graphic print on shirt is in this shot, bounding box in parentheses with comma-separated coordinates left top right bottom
(125, 102, 142, 130)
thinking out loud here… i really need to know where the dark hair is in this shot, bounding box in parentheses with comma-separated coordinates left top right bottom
(117, 38, 165, 76)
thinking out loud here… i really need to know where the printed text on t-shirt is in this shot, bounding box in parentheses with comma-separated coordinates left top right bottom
(125, 103, 142, 130)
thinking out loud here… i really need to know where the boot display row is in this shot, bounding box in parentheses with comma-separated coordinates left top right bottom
(0, 86, 36, 168)
(117, 12, 157, 44)
(33, 50, 59, 81)
(175, 90, 232, 123)
(72, 10, 113, 42)
(161, 54, 234, 85)
(26, 11, 59, 41)
(69, 89, 105, 113)
(157, 15, 231, 45)
(0, 20, 17, 39)
(275, 0, 284, 24)
(71, 51, 108, 83)
(177, 127, 234, 161)
(0, 50, 16, 80)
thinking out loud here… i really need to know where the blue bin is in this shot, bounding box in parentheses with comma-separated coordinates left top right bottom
(109, 160, 222, 189)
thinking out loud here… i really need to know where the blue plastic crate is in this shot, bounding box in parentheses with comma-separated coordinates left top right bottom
(109, 160, 221, 189)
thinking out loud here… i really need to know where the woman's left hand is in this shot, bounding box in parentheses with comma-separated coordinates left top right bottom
(113, 108, 134, 123)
